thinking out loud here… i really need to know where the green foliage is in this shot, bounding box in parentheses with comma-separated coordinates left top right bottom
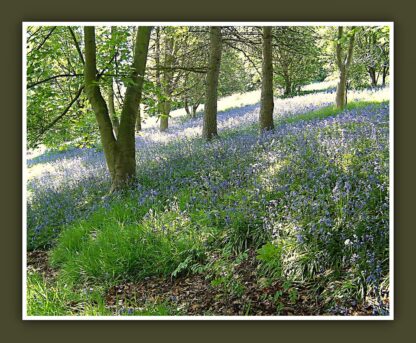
(26, 271, 110, 316)
(273, 27, 325, 96)
(27, 270, 180, 316)
(350, 26, 390, 88)
(50, 199, 207, 285)
(256, 242, 283, 279)
(26, 25, 135, 149)
(205, 250, 248, 299)
(218, 47, 255, 97)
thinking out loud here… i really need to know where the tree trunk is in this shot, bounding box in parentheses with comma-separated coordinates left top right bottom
(259, 26, 274, 132)
(84, 26, 151, 192)
(108, 78, 119, 137)
(192, 104, 199, 117)
(184, 98, 191, 115)
(382, 66, 388, 86)
(336, 68, 347, 109)
(202, 26, 222, 140)
(159, 101, 171, 132)
(135, 106, 141, 132)
(368, 67, 377, 87)
(114, 26, 151, 190)
(157, 32, 175, 132)
(335, 27, 356, 110)
(84, 27, 117, 180)
(284, 79, 292, 96)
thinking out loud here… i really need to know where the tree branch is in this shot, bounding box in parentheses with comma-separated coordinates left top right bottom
(33, 85, 84, 142)
(68, 27, 85, 65)
(29, 27, 56, 55)
(27, 73, 83, 89)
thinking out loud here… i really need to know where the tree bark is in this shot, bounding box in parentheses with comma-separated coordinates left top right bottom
(382, 66, 388, 86)
(84, 27, 117, 180)
(336, 68, 347, 109)
(368, 67, 378, 87)
(192, 104, 199, 117)
(135, 106, 142, 132)
(202, 26, 222, 140)
(259, 26, 274, 131)
(84, 26, 151, 192)
(335, 27, 356, 109)
(108, 78, 119, 137)
(159, 101, 171, 132)
(184, 98, 191, 115)
(284, 79, 292, 96)
(114, 26, 151, 190)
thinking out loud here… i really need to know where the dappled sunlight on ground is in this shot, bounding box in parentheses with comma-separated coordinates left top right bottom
(26, 83, 390, 185)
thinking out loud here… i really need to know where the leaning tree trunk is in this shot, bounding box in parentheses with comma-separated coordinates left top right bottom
(114, 27, 151, 190)
(108, 78, 119, 137)
(202, 26, 222, 140)
(84, 26, 151, 192)
(84, 27, 118, 181)
(335, 27, 356, 110)
(259, 26, 274, 132)
(192, 103, 199, 117)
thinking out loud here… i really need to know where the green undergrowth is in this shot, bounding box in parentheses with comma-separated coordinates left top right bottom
(27, 271, 110, 316)
(50, 203, 209, 286)
(27, 271, 179, 316)
(27, 99, 390, 316)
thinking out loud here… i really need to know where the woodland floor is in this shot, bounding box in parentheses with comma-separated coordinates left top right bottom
(27, 250, 380, 316)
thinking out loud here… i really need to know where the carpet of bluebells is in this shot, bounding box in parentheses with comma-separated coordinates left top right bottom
(26, 86, 390, 316)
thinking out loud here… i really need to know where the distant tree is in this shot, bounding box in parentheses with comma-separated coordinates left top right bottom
(352, 26, 390, 88)
(218, 47, 253, 97)
(138, 27, 209, 129)
(273, 27, 323, 96)
(84, 26, 151, 191)
(202, 26, 222, 140)
(259, 26, 274, 132)
(183, 72, 205, 117)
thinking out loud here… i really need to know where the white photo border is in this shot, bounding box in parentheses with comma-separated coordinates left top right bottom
(22, 21, 394, 321)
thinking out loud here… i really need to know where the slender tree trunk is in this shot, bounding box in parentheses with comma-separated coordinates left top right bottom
(382, 66, 388, 86)
(114, 27, 151, 190)
(184, 98, 191, 115)
(336, 67, 347, 109)
(84, 27, 117, 180)
(84, 26, 151, 192)
(159, 101, 170, 132)
(135, 106, 142, 132)
(335, 27, 356, 109)
(259, 26, 274, 131)
(192, 104, 199, 117)
(368, 67, 377, 87)
(284, 79, 292, 96)
(157, 31, 175, 132)
(202, 26, 222, 140)
(108, 78, 119, 137)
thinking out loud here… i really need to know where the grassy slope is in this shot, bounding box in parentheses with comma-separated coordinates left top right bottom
(27, 99, 389, 316)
